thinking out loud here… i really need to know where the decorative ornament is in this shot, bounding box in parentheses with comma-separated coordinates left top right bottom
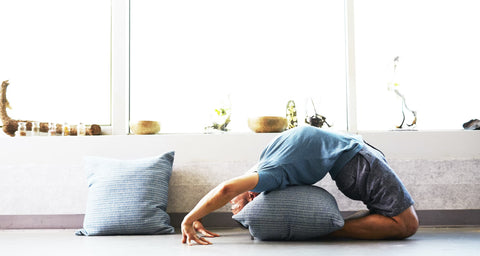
(305, 98, 331, 128)
(205, 96, 231, 133)
(388, 56, 417, 129)
(463, 119, 480, 130)
(286, 100, 298, 129)
(1, 80, 101, 136)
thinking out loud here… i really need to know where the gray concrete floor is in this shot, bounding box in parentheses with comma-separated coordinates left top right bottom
(1, 227, 479, 256)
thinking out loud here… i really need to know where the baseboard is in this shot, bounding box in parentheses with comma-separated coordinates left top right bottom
(415, 210, 480, 226)
(1, 210, 479, 229)
(0, 214, 84, 229)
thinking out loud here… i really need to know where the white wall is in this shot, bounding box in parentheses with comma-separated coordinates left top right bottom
(0, 130, 479, 216)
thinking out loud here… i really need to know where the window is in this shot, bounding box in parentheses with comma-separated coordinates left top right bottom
(355, 0, 480, 130)
(130, 0, 347, 133)
(0, 0, 111, 126)
(3, 0, 478, 135)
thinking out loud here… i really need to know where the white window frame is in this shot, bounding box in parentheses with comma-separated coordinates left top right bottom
(2, 0, 477, 161)
(111, 0, 130, 135)
(345, 0, 358, 133)
(114, 0, 355, 135)
(1, 0, 476, 137)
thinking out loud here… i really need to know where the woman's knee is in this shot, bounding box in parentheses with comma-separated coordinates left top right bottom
(394, 206, 419, 239)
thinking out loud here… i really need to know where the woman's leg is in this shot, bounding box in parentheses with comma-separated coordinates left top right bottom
(330, 206, 419, 240)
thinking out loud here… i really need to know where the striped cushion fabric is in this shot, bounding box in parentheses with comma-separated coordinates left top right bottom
(75, 151, 175, 236)
(233, 185, 344, 240)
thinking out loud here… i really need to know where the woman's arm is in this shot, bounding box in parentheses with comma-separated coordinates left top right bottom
(181, 172, 259, 245)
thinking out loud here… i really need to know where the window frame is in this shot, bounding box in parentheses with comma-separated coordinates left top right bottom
(118, 0, 355, 135)
(110, 0, 130, 135)
(2, 0, 477, 138)
(1, 0, 479, 160)
(0, 0, 112, 129)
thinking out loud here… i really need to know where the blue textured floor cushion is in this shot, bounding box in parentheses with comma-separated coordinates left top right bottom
(76, 151, 175, 236)
(233, 185, 344, 240)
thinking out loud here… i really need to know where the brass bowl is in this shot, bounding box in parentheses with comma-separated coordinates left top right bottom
(130, 120, 160, 135)
(248, 116, 288, 133)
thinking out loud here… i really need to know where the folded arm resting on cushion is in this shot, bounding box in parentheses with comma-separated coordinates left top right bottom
(181, 172, 259, 245)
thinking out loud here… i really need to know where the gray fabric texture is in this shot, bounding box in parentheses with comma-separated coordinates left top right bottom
(233, 185, 344, 241)
(75, 151, 175, 236)
(334, 145, 414, 217)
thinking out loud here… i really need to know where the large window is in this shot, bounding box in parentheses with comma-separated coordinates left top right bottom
(130, 0, 347, 133)
(2, 1, 479, 135)
(0, 0, 111, 126)
(355, 0, 480, 130)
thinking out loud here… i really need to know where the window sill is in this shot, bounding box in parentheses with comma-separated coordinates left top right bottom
(1, 128, 479, 160)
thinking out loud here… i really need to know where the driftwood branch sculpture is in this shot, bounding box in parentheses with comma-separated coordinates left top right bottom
(1, 80, 101, 137)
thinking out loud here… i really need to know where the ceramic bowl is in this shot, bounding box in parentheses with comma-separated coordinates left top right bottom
(130, 120, 160, 135)
(248, 116, 288, 133)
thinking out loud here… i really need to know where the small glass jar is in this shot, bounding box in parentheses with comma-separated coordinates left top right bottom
(78, 123, 86, 136)
(70, 124, 77, 136)
(63, 123, 70, 136)
(32, 121, 41, 136)
(48, 123, 57, 136)
(18, 122, 27, 136)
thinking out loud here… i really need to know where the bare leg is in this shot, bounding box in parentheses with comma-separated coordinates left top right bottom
(330, 206, 419, 240)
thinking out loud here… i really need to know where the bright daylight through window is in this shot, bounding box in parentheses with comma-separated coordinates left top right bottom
(130, 0, 347, 133)
(2, 0, 479, 135)
(355, 0, 480, 130)
(0, 0, 111, 129)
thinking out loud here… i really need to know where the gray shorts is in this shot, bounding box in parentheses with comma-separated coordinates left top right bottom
(334, 144, 414, 217)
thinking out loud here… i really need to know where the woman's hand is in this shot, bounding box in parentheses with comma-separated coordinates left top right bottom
(193, 220, 219, 239)
(180, 173, 259, 245)
(181, 220, 219, 246)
